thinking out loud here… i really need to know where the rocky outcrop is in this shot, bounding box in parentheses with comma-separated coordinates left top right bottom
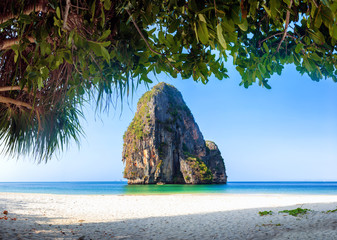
(122, 82, 227, 184)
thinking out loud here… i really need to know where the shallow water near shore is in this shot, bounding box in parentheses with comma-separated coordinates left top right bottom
(1, 181, 337, 195)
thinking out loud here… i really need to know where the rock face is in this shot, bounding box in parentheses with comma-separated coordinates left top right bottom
(122, 82, 227, 184)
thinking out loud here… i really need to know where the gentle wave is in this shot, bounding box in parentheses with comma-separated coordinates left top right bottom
(1, 181, 337, 195)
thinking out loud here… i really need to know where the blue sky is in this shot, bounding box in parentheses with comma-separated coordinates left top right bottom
(1, 63, 337, 182)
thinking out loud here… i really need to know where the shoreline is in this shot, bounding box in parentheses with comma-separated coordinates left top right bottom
(1, 191, 337, 196)
(1, 193, 337, 239)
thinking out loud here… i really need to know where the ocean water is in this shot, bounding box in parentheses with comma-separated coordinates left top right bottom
(0, 182, 337, 195)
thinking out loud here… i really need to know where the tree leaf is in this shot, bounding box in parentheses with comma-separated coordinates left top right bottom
(100, 45, 110, 63)
(310, 53, 322, 62)
(308, 29, 325, 45)
(193, 22, 199, 42)
(295, 43, 303, 53)
(88, 42, 102, 56)
(56, 7, 61, 19)
(197, 22, 209, 44)
(303, 57, 313, 72)
(262, 4, 271, 17)
(216, 24, 227, 49)
(314, 13, 322, 28)
(262, 80, 271, 89)
(258, 63, 266, 75)
(38, 77, 43, 89)
(40, 41, 51, 56)
(270, 0, 280, 17)
(14, 51, 19, 63)
(198, 14, 207, 23)
(332, 24, 337, 40)
(222, 20, 235, 32)
(104, 0, 111, 10)
(238, 19, 248, 31)
(100, 41, 111, 47)
(263, 42, 269, 53)
(98, 30, 111, 41)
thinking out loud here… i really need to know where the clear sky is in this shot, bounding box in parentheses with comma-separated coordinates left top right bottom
(1, 63, 337, 182)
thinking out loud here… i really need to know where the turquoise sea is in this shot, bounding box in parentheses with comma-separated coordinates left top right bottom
(0, 182, 337, 195)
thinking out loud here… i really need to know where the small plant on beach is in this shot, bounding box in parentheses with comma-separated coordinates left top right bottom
(261, 223, 282, 227)
(279, 208, 311, 217)
(259, 211, 273, 216)
(324, 207, 337, 213)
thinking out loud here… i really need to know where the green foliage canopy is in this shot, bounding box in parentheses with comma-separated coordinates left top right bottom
(0, 0, 337, 161)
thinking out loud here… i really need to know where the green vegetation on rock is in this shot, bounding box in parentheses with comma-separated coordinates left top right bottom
(156, 160, 163, 170)
(124, 91, 153, 140)
(123, 83, 226, 184)
(184, 151, 213, 183)
(158, 142, 167, 158)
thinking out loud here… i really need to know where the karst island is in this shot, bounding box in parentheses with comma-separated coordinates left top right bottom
(122, 82, 227, 184)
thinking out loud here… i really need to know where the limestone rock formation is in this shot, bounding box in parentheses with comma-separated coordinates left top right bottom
(122, 82, 227, 184)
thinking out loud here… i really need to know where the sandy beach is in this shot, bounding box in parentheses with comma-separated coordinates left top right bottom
(0, 193, 337, 239)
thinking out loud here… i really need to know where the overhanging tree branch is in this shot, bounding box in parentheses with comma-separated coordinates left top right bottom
(0, 0, 48, 24)
(0, 37, 35, 50)
(0, 95, 32, 109)
(63, 0, 71, 30)
(126, 9, 180, 73)
(0, 86, 41, 98)
(277, 0, 293, 52)
(259, 32, 283, 48)
(0, 0, 335, 163)
(0, 94, 43, 132)
(0, 86, 29, 92)
(126, 9, 162, 56)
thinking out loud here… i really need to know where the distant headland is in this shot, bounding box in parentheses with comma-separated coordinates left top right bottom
(122, 82, 227, 184)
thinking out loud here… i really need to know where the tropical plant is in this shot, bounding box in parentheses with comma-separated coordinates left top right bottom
(258, 210, 273, 216)
(323, 207, 337, 213)
(279, 207, 311, 216)
(1, 0, 337, 161)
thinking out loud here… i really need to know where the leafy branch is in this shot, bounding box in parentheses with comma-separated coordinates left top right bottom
(125, 8, 180, 73)
(276, 0, 293, 52)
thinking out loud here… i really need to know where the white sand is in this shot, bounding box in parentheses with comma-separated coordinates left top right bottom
(0, 193, 337, 240)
